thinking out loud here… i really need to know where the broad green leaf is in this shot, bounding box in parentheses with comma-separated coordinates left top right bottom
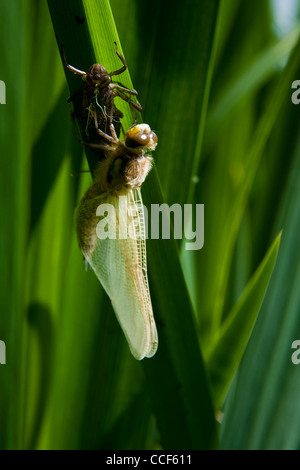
(111, 0, 220, 207)
(47, 0, 217, 449)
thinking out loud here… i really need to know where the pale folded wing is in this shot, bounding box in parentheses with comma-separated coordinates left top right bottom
(79, 187, 158, 360)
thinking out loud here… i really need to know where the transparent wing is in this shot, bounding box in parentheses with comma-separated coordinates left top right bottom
(77, 187, 158, 360)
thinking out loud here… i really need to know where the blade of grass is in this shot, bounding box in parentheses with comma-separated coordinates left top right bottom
(47, 0, 217, 449)
(111, 0, 221, 207)
(205, 232, 281, 409)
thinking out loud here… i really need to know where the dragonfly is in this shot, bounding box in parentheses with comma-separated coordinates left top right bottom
(62, 41, 158, 359)
(76, 121, 159, 360)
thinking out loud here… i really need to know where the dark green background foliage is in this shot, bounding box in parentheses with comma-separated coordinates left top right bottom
(1, 0, 300, 449)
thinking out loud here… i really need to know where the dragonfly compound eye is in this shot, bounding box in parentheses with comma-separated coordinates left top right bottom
(125, 124, 158, 150)
(149, 131, 158, 146)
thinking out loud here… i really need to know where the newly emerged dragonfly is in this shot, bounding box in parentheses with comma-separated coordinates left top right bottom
(76, 123, 158, 360)
(63, 42, 142, 142)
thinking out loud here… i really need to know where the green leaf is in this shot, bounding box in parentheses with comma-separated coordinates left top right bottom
(221, 131, 300, 449)
(205, 231, 281, 410)
(111, 0, 220, 206)
(46, 0, 218, 450)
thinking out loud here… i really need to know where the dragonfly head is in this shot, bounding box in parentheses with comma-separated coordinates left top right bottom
(124, 124, 158, 151)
